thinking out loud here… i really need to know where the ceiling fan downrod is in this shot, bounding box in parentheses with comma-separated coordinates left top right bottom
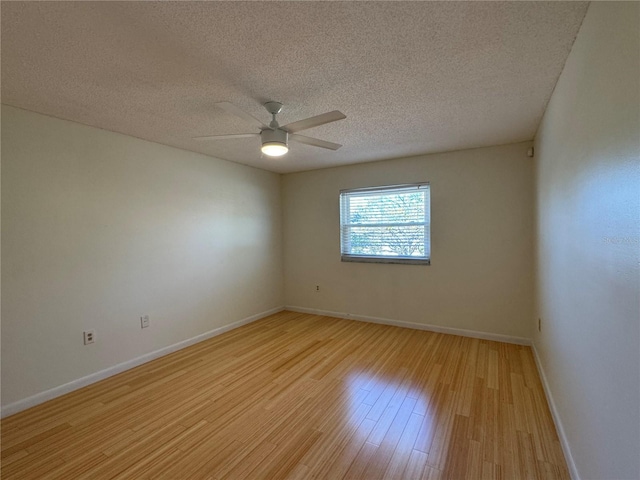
(264, 101, 283, 130)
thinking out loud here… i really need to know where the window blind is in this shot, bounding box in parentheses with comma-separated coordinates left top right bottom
(340, 183, 430, 265)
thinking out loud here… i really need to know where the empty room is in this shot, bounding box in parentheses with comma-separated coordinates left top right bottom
(1, 2, 638, 479)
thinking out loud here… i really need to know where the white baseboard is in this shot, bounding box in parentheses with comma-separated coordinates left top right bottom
(531, 343, 580, 480)
(285, 306, 531, 345)
(1, 306, 284, 418)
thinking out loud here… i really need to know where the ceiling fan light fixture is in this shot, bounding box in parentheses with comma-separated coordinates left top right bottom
(195, 101, 345, 158)
(261, 128, 289, 157)
(261, 142, 289, 156)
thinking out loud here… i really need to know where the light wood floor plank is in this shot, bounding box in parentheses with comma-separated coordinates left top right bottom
(1, 311, 569, 479)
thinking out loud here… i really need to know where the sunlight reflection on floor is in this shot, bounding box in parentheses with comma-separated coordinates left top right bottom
(345, 369, 432, 457)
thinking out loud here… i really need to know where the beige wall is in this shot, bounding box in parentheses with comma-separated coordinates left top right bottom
(534, 3, 640, 479)
(1, 106, 284, 406)
(283, 142, 534, 339)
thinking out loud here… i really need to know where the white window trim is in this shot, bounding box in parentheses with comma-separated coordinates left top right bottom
(339, 183, 431, 265)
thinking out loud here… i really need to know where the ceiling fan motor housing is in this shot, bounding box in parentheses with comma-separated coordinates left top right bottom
(261, 128, 288, 148)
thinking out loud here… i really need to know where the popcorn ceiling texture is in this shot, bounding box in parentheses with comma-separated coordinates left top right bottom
(1, 2, 588, 173)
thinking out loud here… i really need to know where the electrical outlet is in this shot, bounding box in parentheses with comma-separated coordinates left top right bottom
(538, 318, 541, 332)
(141, 315, 150, 329)
(83, 330, 96, 345)
(316, 285, 320, 292)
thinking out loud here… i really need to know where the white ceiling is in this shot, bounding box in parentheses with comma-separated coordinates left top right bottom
(1, 1, 588, 173)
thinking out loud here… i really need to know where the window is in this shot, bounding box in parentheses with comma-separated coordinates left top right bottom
(340, 183, 430, 265)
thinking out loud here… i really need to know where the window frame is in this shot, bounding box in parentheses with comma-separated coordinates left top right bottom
(339, 182, 431, 265)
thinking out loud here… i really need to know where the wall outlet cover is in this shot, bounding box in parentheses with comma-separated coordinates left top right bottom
(83, 330, 96, 345)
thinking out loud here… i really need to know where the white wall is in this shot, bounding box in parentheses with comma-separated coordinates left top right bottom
(1, 106, 283, 407)
(534, 3, 640, 479)
(283, 142, 534, 340)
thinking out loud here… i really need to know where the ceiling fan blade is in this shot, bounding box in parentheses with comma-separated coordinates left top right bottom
(193, 133, 260, 141)
(215, 102, 267, 128)
(282, 110, 346, 133)
(290, 134, 342, 150)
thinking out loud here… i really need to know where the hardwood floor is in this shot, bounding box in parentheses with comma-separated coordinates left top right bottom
(1, 311, 568, 479)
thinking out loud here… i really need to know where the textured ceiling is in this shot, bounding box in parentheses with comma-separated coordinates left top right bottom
(1, 1, 588, 173)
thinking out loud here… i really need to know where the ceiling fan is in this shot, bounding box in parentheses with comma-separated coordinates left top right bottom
(193, 102, 346, 157)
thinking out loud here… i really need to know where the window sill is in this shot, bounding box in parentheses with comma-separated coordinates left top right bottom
(341, 255, 430, 265)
